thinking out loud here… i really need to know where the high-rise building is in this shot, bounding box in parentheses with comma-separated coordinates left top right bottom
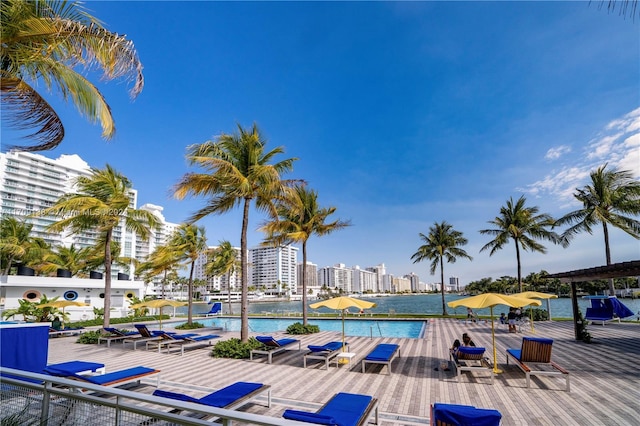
(249, 245, 298, 296)
(297, 261, 319, 297)
(366, 263, 386, 293)
(318, 263, 353, 293)
(449, 276, 460, 292)
(194, 245, 242, 295)
(352, 265, 377, 293)
(405, 272, 420, 292)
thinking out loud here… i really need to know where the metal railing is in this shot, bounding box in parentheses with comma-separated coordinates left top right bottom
(0, 367, 306, 426)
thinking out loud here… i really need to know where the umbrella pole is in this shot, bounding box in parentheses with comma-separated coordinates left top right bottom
(530, 305, 535, 333)
(491, 306, 502, 374)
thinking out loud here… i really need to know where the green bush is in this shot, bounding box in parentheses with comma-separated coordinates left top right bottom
(175, 321, 205, 330)
(528, 308, 549, 321)
(211, 337, 263, 359)
(76, 330, 101, 344)
(286, 322, 319, 335)
(70, 315, 162, 328)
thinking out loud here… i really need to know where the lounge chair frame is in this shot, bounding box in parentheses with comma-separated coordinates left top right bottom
(506, 337, 570, 391)
(361, 344, 400, 375)
(55, 366, 161, 389)
(154, 382, 271, 412)
(449, 347, 494, 384)
(146, 332, 219, 356)
(250, 337, 301, 364)
(303, 342, 349, 370)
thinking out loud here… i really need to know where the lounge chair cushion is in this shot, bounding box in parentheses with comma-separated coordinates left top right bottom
(199, 382, 263, 407)
(283, 410, 337, 425)
(73, 366, 156, 385)
(365, 343, 398, 361)
(153, 389, 200, 404)
(321, 392, 373, 426)
(256, 336, 297, 347)
(432, 403, 502, 426)
(457, 346, 486, 360)
(308, 341, 344, 352)
(44, 361, 104, 376)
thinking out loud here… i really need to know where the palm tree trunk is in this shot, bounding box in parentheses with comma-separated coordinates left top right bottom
(188, 262, 194, 325)
(603, 222, 615, 295)
(515, 239, 523, 293)
(227, 271, 233, 315)
(440, 256, 447, 315)
(103, 229, 113, 328)
(240, 198, 250, 342)
(302, 242, 308, 325)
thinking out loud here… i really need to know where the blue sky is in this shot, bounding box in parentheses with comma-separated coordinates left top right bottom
(3, 1, 639, 285)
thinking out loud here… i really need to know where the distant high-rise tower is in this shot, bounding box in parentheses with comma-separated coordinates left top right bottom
(450, 277, 460, 292)
(249, 245, 298, 296)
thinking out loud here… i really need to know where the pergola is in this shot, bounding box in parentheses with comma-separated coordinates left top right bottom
(543, 260, 640, 340)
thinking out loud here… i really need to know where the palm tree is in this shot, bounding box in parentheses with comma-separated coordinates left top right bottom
(35, 244, 90, 277)
(0, 216, 34, 275)
(173, 123, 297, 342)
(480, 195, 563, 293)
(555, 165, 640, 295)
(138, 245, 181, 298)
(168, 223, 207, 325)
(206, 240, 240, 315)
(411, 221, 472, 315)
(40, 165, 158, 327)
(260, 184, 350, 324)
(1, 0, 143, 151)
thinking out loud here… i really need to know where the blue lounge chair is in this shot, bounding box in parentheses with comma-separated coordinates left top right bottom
(145, 330, 220, 356)
(45, 365, 160, 388)
(304, 341, 349, 370)
(361, 343, 400, 375)
(449, 346, 494, 384)
(204, 301, 223, 317)
(283, 392, 378, 426)
(44, 361, 106, 376)
(506, 337, 570, 391)
(431, 403, 502, 426)
(98, 327, 140, 348)
(250, 335, 301, 364)
(153, 381, 271, 412)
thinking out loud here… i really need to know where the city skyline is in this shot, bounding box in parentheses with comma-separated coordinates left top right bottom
(2, 2, 638, 286)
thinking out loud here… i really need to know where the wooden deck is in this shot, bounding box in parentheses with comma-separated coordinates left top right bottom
(46, 318, 640, 425)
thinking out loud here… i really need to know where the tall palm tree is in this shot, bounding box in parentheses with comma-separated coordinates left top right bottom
(480, 195, 563, 293)
(168, 223, 207, 325)
(260, 184, 350, 324)
(411, 221, 472, 315)
(173, 123, 297, 342)
(37, 244, 91, 276)
(206, 240, 240, 315)
(138, 245, 181, 298)
(1, 0, 143, 151)
(0, 216, 34, 275)
(555, 164, 640, 295)
(40, 165, 158, 327)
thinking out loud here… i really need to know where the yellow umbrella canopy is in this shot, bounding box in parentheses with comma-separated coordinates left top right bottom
(513, 291, 558, 332)
(130, 299, 187, 329)
(310, 296, 377, 352)
(38, 300, 88, 310)
(448, 293, 541, 373)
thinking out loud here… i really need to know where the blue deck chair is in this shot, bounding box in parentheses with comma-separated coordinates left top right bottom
(204, 302, 223, 317)
(250, 336, 301, 364)
(431, 403, 501, 426)
(361, 343, 400, 375)
(44, 361, 105, 376)
(145, 330, 220, 356)
(506, 337, 570, 391)
(304, 341, 349, 370)
(283, 392, 379, 426)
(153, 381, 271, 412)
(98, 327, 140, 348)
(45, 365, 160, 388)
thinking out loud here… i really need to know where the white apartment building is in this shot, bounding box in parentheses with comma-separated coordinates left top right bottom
(352, 265, 377, 293)
(405, 272, 420, 292)
(366, 263, 386, 293)
(296, 261, 319, 298)
(392, 275, 412, 293)
(318, 263, 353, 294)
(449, 276, 460, 292)
(193, 245, 242, 296)
(249, 245, 298, 296)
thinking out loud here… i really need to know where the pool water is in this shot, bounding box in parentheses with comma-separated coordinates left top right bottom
(181, 318, 426, 338)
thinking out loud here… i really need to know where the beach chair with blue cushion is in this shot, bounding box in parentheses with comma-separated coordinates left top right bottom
(204, 301, 223, 317)
(145, 331, 220, 356)
(449, 346, 494, 384)
(44, 361, 106, 376)
(153, 381, 271, 417)
(98, 327, 139, 348)
(303, 341, 349, 370)
(250, 335, 301, 364)
(283, 392, 378, 426)
(43, 365, 161, 388)
(361, 343, 400, 375)
(430, 403, 502, 426)
(506, 337, 570, 391)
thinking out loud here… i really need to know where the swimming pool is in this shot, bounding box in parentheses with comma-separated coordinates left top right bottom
(181, 318, 426, 338)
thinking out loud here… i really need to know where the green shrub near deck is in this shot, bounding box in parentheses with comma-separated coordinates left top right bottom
(211, 337, 263, 359)
(286, 322, 319, 334)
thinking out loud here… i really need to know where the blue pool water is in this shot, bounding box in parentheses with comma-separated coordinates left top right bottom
(178, 317, 426, 338)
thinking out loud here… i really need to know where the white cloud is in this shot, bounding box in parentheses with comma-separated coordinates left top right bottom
(545, 145, 571, 160)
(522, 108, 640, 203)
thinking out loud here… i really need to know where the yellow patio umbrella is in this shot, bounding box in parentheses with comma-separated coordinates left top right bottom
(310, 296, 376, 353)
(130, 299, 187, 329)
(448, 293, 541, 373)
(37, 300, 88, 315)
(512, 291, 558, 332)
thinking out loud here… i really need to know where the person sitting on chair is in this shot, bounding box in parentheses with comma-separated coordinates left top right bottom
(462, 333, 476, 347)
(499, 312, 507, 324)
(51, 316, 62, 331)
(466, 307, 477, 322)
(507, 308, 517, 333)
